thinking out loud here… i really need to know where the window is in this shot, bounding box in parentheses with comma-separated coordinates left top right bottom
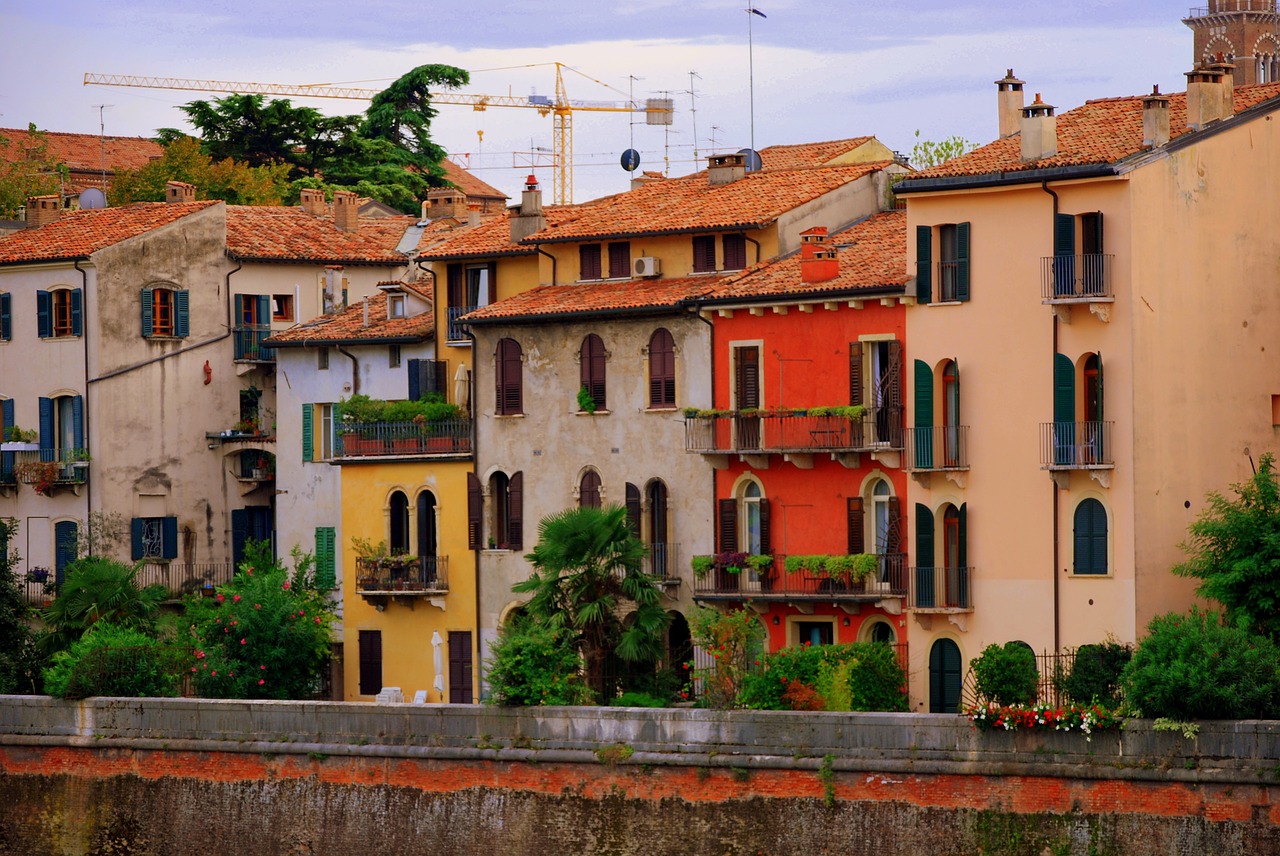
(388, 345, 401, 368)
(389, 491, 410, 554)
(692, 235, 716, 273)
(796, 621, 834, 647)
(717, 477, 770, 557)
(648, 328, 676, 408)
(448, 262, 494, 313)
(388, 295, 406, 318)
(37, 288, 82, 338)
(142, 286, 189, 338)
(1, 292, 12, 341)
(850, 478, 900, 576)
(417, 491, 438, 564)
(646, 479, 670, 577)
(272, 294, 294, 321)
(481, 470, 523, 550)
(850, 340, 902, 446)
(580, 243, 602, 280)
(608, 242, 631, 279)
(723, 233, 747, 271)
(495, 338, 523, 415)
(732, 343, 762, 449)
(1073, 498, 1108, 575)
(408, 358, 449, 401)
(929, 638, 962, 713)
(580, 334, 607, 411)
(39, 395, 83, 460)
(314, 527, 336, 589)
(1053, 212, 1106, 297)
(130, 516, 178, 560)
(358, 629, 383, 696)
(54, 520, 77, 583)
(914, 223, 970, 304)
(448, 630, 473, 703)
(318, 348, 329, 370)
(579, 470, 602, 509)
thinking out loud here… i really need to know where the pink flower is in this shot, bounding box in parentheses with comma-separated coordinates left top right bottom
(260, 665, 266, 670)
(211, 670, 217, 676)
(233, 594, 241, 602)
(216, 594, 225, 603)
(190, 667, 197, 673)
(298, 610, 305, 617)
(195, 650, 205, 659)
(314, 617, 321, 624)
(258, 679, 265, 685)
(254, 604, 262, 610)
(240, 638, 247, 645)
(282, 582, 291, 590)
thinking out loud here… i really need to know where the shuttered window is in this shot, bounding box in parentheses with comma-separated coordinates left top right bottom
(580, 244, 603, 280)
(579, 470, 602, 509)
(608, 242, 631, 279)
(848, 343, 863, 407)
(913, 359, 934, 469)
(448, 631, 473, 703)
(507, 471, 523, 551)
(625, 483, 642, 538)
(915, 226, 932, 304)
(692, 235, 716, 273)
(358, 630, 383, 696)
(886, 496, 902, 555)
(301, 404, 314, 462)
(408, 358, 449, 401)
(648, 328, 676, 408)
(142, 288, 186, 338)
(847, 497, 865, 555)
(722, 234, 747, 271)
(1073, 499, 1108, 575)
(0, 292, 11, 341)
(718, 498, 738, 553)
(580, 334, 607, 411)
(315, 526, 336, 589)
(467, 471, 482, 549)
(130, 516, 178, 561)
(38, 289, 82, 338)
(495, 338, 523, 415)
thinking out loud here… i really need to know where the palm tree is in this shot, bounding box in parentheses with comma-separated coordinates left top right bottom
(38, 557, 167, 655)
(515, 505, 669, 702)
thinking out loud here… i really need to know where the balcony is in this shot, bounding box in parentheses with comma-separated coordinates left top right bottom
(908, 566, 973, 611)
(447, 305, 477, 343)
(19, 561, 236, 605)
(355, 555, 449, 609)
(691, 553, 907, 603)
(233, 325, 276, 363)
(1040, 254, 1114, 322)
(1040, 421, 1114, 487)
(905, 425, 969, 486)
(336, 418, 472, 460)
(684, 407, 902, 468)
(5, 449, 89, 496)
(641, 542, 681, 586)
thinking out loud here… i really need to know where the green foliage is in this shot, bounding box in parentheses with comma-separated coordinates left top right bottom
(1152, 717, 1201, 740)
(1061, 642, 1132, 707)
(610, 691, 667, 708)
(690, 555, 716, 578)
(972, 642, 1039, 706)
(183, 542, 334, 700)
(484, 616, 593, 706)
(38, 557, 167, 656)
(0, 124, 66, 219)
(109, 136, 290, 206)
(909, 130, 976, 170)
(1173, 453, 1280, 640)
(338, 393, 460, 425)
(42, 623, 180, 699)
(1121, 608, 1280, 720)
(515, 505, 668, 703)
(0, 519, 42, 694)
(577, 385, 597, 414)
(739, 642, 907, 712)
(783, 554, 877, 582)
(688, 606, 766, 709)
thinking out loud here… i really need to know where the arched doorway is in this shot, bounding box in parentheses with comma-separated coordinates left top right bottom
(929, 638, 962, 713)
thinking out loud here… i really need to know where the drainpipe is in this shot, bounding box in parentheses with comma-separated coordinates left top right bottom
(74, 259, 91, 527)
(465, 324, 481, 703)
(337, 347, 360, 395)
(534, 245, 557, 286)
(688, 302, 716, 584)
(1042, 180, 1061, 654)
(743, 235, 762, 267)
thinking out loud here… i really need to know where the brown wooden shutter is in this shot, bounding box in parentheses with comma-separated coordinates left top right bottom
(580, 334, 606, 410)
(885, 340, 903, 410)
(849, 342, 863, 406)
(847, 497, 865, 554)
(718, 498, 738, 552)
(626, 483, 642, 537)
(508, 470, 523, 550)
(692, 235, 715, 272)
(758, 497, 771, 555)
(886, 496, 902, 554)
(649, 328, 675, 407)
(358, 630, 382, 696)
(487, 261, 498, 301)
(579, 244, 602, 280)
(447, 630, 473, 703)
(723, 233, 747, 270)
(447, 264, 464, 308)
(608, 242, 631, 278)
(467, 471, 482, 549)
(735, 346, 760, 409)
(497, 338, 522, 415)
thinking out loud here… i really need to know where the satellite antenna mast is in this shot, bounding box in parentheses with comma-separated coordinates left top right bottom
(94, 104, 112, 194)
(688, 71, 702, 161)
(628, 75, 642, 150)
(746, 3, 766, 153)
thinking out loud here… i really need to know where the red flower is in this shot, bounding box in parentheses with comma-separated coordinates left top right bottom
(233, 594, 241, 602)
(258, 679, 265, 685)
(240, 638, 247, 645)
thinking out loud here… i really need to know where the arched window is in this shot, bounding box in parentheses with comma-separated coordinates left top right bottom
(486, 471, 523, 551)
(389, 491, 409, 554)
(495, 338, 522, 415)
(647, 479, 670, 577)
(580, 333, 607, 411)
(717, 477, 769, 558)
(37, 287, 82, 339)
(418, 491, 438, 584)
(648, 328, 676, 408)
(942, 359, 960, 467)
(1073, 498, 1108, 575)
(869, 621, 896, 645)
(39, 394, 84, 460)
(579, 470, 602, 509)
(742, 481, 764, 555)
(872, 480, 892, 553)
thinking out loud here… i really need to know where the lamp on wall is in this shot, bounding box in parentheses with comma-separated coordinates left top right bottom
(842, 617, 851, 627)
(772, 615, 780, 625)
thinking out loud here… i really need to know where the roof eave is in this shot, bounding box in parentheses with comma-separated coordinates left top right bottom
(266, 332, 432, 348)
(229, 254, 405, 266)
(524, 221, 774, 245)
(461, 302, 691, 327)
(695, 283, 906, 308)
(418, 248, 537, 262)
(895, 163, 1118, 194)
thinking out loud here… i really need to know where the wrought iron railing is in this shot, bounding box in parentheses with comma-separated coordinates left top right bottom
(937, 260, 961, 301)
(642, 542, 680, 582)
(336, 418, 473, 458)
(692, 553, 907, 599)
(1039, 421, 1114, 469)
(447, 305, 478, 342)
(7, 449, 90, 490)
(905, 425, 969, 471)
(1040, 254, 1113, 301)
(233, 325, 275, 362)
(1187, 3, 1276, 17)
(908, 565, 973, 610)
(19, 561, 237, 604)
(354, 555, 449, 594)
(684, 408, 902, 455)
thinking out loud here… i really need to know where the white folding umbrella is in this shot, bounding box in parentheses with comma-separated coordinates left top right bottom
(431, 631, 445, 699)
(453, 364, 471, 410)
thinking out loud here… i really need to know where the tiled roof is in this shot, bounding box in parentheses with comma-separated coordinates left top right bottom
(526, 161, 888, 243)
(225, 206, 407, 264)
(0, 127, 162, 177)
(418, 206, 588, 259)
(265, 285, 433, 345)
(758, 137, 874, 170)
(706, 211, 907, 302)
(442, 159, 508, 201)
(460, 275, 727, 324)
(905, 83, 1280, 183)
(0, 201, 217, 264)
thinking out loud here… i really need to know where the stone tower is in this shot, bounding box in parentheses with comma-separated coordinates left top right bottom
(1184, 1, 1280, 85)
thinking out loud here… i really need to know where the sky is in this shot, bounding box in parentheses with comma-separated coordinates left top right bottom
(2, 1, 1195, 204)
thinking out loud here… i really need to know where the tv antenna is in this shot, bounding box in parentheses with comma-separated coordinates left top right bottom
(687, 71, 702, 161)
(93, 104, 112, 194)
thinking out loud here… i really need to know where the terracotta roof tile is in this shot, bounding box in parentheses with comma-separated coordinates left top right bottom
(266, 286, 433, 345)
(0, 201, 217, 264)
(441, 159, 508, 201)
(905, 83, 1280, 183)
(461, 274, 727, 324)
(0, 127, 162, 181)
(418, 206, 587, 259)
(225, 206, 407, 264)
(707, 211, 907, 301)
(758, 137, 875, 170)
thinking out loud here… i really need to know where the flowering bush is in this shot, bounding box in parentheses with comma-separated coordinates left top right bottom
(738, 641, 907, 712)
(966, 702, 1124, 741)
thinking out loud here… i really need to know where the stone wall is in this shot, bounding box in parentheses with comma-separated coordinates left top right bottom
(0, 697, 1277, 855)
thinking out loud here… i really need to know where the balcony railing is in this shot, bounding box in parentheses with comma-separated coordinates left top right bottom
(905, 425, 969, 471)
(18, 562, 237, 604)
(336, 419, 473, 458)
(6, 449, 89, 491)
(909, 565, 973, 610)
(642, 542, 680, 583)
(692, 553, 907, 600)
(447, 305, 478, 343)
(355, 555, 449, 594)
(1187, 3, 1276, 16)
(1039, 421, 1114, 469)
(685, 408, 902, 455)
(1040, 254, 1113, 301)
(233, 325, 275, 362)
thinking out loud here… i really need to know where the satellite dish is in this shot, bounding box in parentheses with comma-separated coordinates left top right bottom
(738, 148, 763, 173)
(620, 148, 641, 172)
(79, 188, 107, 210)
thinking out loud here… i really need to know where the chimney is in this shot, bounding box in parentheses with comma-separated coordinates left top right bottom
(362, 297, 370, 329)
(630, 170, 665, 191)
(707, 153, 747, 186)
(509, 174, 547, 243)
(995, 68, 1026, 140)
(300, 188, 326, 217)
(1020, 94, 1057, 162)
(165, 181, 195, 204)
(1185, 63, 1232, 130)
(467, 203, 481, 228)
(1142, 85, 1171, 148)
(799, 227, 839, 283)
(427, 188, 466, 219)
(26, 195, 62, 228)
(332, 190, 359, 232)
(1209, 53, 1236, 117)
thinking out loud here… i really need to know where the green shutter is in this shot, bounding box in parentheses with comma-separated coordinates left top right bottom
(0, 292, 11, 341)
(141, 289, 154, 338)
(38, 397, 53, 457)
(915, 503, 935, 609)
(301, 404, 314, 462)
(71, 395, 84, 452)
(1053, 213, 1076, 296)
(162, 517, 179, 560)
(1054, 353, 1075, 464)
(54, 521, 77, 582)
(1074, 499, 1107, 575)
(174, 290, 190, 338)
(955, 222, 971, 302)
(315, 526, 336, 589)
(915, 225, 932, 304)
(914, 359, 933, 469)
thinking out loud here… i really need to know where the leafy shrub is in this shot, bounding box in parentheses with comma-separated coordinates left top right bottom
(1121, 609, 1280, 720)
(339, 393, 460, 425)
(739, 642, 907, 712)
(688, 606, 766, 709)
(972, 642, 1038, 706)
(42, 623, 180, 699)
(1062, 642, 1132, 707)
(485, 616, 593, 706)
(610, 691, 666, 708)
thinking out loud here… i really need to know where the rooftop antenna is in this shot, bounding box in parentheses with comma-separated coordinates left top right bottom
(710, 124, 723, 153)
(657, 89, 676, 176)
(746, 3, 767, 153)
(687, 71, 702, 161)
(94, 104, 112, 195)
(628, 75, 642, 151)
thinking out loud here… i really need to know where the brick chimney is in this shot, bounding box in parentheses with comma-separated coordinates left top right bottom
(1020, 94, 1057, 162)
(1142, 85, 1171, 148)
(510, 174, 546, 243)
(1186, 64, 1231, 130)
(300, 188, 326, 217)
(799, 227, 839, 283)
(332, 190, 359, 232)
(427, 188, 466, 219)
(707, 153, 747, 186)
(995, 68, 1026, 140)
(467, 203, 482, 228)
(26, 195, 61, 228)
(1209, 53, 1236, 116)
(165, 181, 195, 204)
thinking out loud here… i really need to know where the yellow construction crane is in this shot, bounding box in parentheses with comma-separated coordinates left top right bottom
(84, 63, 673, 205)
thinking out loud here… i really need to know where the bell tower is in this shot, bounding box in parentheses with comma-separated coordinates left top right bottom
(1184, 1, 1280, 85)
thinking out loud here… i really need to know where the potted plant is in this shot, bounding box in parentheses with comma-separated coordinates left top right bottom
(14, 460, 62, 495)
(230, 418, 260, 436)
(690, 555, 716, 579)
(26, 567, 49, 584)
(1, 426, 38, 450)
(66, 449, 91, 469)
(577, 385, 597, 414)
(744, 553, 775, 588)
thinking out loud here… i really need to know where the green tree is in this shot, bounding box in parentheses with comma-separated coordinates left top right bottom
(910, 130, 976, 170)
(0, 519, 43, 693)
(38, 557, 167, 656)
(183, 541, 334, 699)
(485, 615, 594, 706)
(1174, 453, 1280, 639)
(514, 505, 669, 703)
(0, 124, 67, 219)
(972, 642, 1039, 706)
(110, 136, 290, 206)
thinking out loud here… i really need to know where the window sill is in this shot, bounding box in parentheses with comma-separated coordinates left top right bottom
(646, 406, 679, 413)
(494, 412, 525, 418)
(576, 410, 610, 416)
(483, 547, 514, 554)
(929, 300, 964, 307)
(144, 335, 184, 341)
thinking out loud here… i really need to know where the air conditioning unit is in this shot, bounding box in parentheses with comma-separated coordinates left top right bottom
(634, 256, 661, 277)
